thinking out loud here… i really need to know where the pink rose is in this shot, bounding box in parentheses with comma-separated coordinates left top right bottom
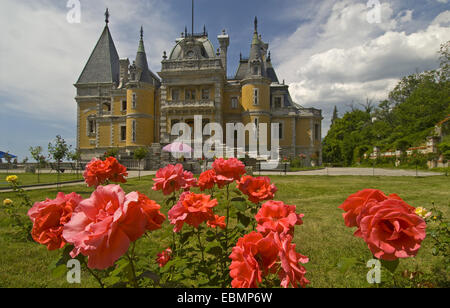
(63, 185, 151, 269)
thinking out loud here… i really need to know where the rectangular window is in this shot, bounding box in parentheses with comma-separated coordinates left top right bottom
(132, 120, 136, 143)
(254, 118, 259, 138)
(185, 89, 196, 100)
(121, 100, 127, 112)
(278, 123, 284, 140)
(202, 89, 210, 100)
(274, 97, 282, 109)
(314, 124, 320, 141)
(172, 89, 180, 101)
(120, 125, 127, 142)
(132, 93, 137, 109)
(87, 119, 96, 135)
(253, 88, 259, 106)
(231, 97, 238, 109)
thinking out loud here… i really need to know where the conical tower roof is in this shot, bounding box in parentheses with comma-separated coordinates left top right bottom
(76, 23, 120, 85)
(135, 26, 153, 84)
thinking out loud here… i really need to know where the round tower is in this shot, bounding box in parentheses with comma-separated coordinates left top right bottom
(241, 17, 272, 150)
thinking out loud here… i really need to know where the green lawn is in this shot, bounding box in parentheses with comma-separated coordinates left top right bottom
(0, 173, 83, 188)
(0, 175, 448, 288)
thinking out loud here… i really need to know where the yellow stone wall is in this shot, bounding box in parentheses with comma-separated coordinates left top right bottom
(78, 101, 97, 149)
(126, 86, 155, 147)
(241, 83, 270, 112)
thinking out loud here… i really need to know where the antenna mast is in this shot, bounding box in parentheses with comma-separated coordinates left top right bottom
(192, 0, 194, 36)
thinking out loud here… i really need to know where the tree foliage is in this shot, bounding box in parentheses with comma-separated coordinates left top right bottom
(323, 42, 450, 165)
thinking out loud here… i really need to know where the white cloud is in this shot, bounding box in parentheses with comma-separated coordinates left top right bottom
(0, 0, 177, 124)
(271, 0, 450, 135)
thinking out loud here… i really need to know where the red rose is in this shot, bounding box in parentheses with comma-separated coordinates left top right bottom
(134, 192, 166, 231)
(273, 232, 309, 288)
(83, 157, 128, 187)
(198, 169, 217, 191)
(237, 176, 277, 204)
(181, 170, 198, 191)
(105, 157, 128, 184)
(255, 201, 304, 236)
(156, 248, 172, 267)
(339, 189, 403, 227)
(354, 198, 426, 261)
(207, 215, 226, 229)
(152, 164, 196, 195)
(27, 192, 83, 250)
(83, 158, 109, 187)
(168, 192, 218, 232)
(212, 158, 246, 188)
(229, 232, 279, 288)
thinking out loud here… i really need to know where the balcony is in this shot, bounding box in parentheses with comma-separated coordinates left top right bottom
(161, 100, 215, 111)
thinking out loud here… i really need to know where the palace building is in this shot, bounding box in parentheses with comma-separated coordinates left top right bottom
(75, 10, 323, 168)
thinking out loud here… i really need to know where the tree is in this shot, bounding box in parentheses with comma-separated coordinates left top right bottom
(48, 135, 71, 186)
(3, 152, 12, 174)
(29, 146, 44, 183)
(69, 149, 82, 178)
(133, 147, 149, 180)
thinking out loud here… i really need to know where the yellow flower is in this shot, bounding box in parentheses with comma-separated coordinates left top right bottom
(6, 175, 18, 183)
(415, 207, 431, 219)
(3, 199, 13, 206)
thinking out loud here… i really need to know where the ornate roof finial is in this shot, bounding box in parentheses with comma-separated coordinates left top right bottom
(163, 51, 167, 60)
(268, 51, 271, 61)
(254, 16, 258, 33)
(185, 26, 188, 37)
(240, 52, 242, 61)
(105, 8, 110, 24)
(140, 26, 144, 40)
(203, 24, 207, 35)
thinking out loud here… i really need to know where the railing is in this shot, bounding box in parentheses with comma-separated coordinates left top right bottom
(161, 58, 222, 71)
(161, 100, 215, 109)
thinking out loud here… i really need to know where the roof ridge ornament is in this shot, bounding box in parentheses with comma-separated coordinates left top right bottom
(254, 16, 258, 33)
(105, 8, 109, 24)
(140, 25, 144, 40)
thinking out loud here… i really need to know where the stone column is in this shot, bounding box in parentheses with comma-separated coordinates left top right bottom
(160, 85, 170, 144)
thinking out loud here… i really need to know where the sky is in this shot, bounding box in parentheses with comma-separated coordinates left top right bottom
(0, 0, 449, 160)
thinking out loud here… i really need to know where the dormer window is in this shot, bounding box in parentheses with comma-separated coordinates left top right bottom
(274, 97, 282, 109)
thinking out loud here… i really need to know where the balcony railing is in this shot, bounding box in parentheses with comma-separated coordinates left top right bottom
(161, 100, 215, 110)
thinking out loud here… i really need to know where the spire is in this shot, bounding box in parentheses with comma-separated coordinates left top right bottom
(105, 8, 110, 25)
(135, 26, 152, 83)
(138, 26, 145, 53)
(254, 16, 258, 33)
(76, 23, 120, 84)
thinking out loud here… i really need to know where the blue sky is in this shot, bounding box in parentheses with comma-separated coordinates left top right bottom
(1, 0, 449, 161)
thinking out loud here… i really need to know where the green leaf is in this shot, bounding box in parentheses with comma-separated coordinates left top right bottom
(205, 243, 223, 256)
(231, 197, 246, 203)
(237, 212, 251, 228)
(336, 257, 357, 273)
(380, 259, 399, 274)
(233, 201, 247, 212)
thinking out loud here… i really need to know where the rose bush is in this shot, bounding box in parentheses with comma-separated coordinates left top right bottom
(27, 157, 309, 288)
